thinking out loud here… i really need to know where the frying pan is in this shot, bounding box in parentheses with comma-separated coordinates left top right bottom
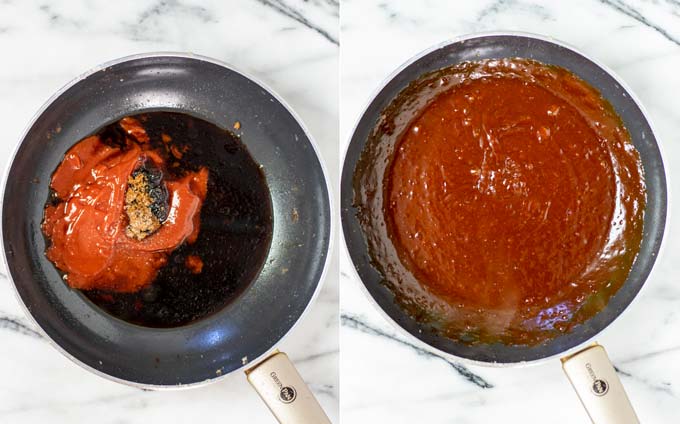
(341, 33, 667, 423)
(2, 53, 332, 423)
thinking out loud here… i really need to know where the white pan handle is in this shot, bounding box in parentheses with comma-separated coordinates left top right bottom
(561, 343, 639, 424)
(246, 350, 332, 424)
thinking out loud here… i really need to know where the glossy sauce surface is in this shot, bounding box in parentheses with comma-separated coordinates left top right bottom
(357, 59, 645, 345)
(43, 121, 208, 293)
(43, 113, 273, 327)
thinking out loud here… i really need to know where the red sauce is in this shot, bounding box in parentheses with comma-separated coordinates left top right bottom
(120, 116, 150, 143)
(355, 59, 646, 345)
(42, 118, 208, 293)
(185, 255, 204, 274)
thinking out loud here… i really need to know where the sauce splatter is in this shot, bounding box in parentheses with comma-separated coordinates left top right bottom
(185, 255, 204, 274)
(355, 59, 646, 345)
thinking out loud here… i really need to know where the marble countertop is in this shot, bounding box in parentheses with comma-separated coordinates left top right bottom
(0, 1, 338, 423)
(340, 0, 680, 422)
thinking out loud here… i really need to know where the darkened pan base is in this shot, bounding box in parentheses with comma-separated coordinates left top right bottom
(355, 59, 645, 345)
(47, 112, 273, 328)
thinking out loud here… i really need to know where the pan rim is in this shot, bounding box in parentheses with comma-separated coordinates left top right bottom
(1, 51, 335, 389)
(340, 30, 670, 368)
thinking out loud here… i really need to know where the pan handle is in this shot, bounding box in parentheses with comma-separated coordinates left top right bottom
(246, 350, 332, 424)
(561, 343, 639, 424)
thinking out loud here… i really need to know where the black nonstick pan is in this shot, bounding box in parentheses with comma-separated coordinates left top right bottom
(341, 33, 667, 423)
(3, 53, 332, 423)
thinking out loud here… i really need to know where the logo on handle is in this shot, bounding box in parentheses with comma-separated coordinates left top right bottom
(270, 371, 298, 404)
(586, 363, 609, 396)
(279, 386, 297, 403)
(592, 379, 609, 396)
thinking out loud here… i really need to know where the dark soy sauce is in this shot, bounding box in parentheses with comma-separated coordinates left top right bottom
(85, 112, 273, 327)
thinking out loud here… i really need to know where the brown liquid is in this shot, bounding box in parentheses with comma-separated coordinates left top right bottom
(355, 59, 645, 345)
(44, 112, 273, 327)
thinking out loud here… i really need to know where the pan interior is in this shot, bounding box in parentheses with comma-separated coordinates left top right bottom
(341, 35, 666, 363)
(3, 55, 331, 386)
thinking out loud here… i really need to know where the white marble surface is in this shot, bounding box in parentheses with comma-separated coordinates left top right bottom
(0, 1, 338, 423)
(340, 0, 680, 422)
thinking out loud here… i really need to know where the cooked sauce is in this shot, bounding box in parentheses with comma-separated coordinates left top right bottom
(355, 59, 645, 345)
(43, 112, 273, 327)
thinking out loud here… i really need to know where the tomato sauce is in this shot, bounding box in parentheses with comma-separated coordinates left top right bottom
(355, 59, 645, 345)
(42, 118, 208, 293)
(42, 113, 273, 327)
